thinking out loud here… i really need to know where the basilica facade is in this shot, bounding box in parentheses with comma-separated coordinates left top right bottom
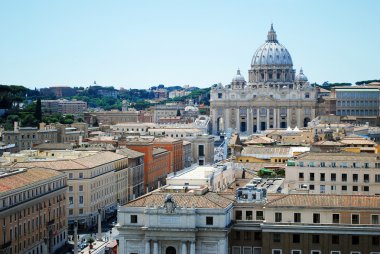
(210, 25, 317, 135)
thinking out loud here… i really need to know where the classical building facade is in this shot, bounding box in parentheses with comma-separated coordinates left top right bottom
(210, 25, 317, 135)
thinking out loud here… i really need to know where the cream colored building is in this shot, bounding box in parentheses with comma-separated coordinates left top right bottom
(285, 152, 380, 195)
(0, 167, 67, 254)
(210, 25, 317, 135)
(13, 151, 130, 229)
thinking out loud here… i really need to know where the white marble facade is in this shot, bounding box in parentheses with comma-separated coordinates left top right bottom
(116, 193, 233, 254)
(210, 25, 317, 135)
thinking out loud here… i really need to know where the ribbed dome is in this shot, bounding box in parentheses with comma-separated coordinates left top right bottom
(251, 24, 293, 66)
(295, 68, 308, 82)
(232, 69, 245, 82)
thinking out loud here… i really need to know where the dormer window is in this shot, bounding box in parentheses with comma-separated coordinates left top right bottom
(218, 93, 222, 99)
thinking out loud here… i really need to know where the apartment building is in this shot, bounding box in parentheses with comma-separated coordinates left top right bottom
(230, 194, 380, 254)
(0, 168, 67, 254)
(125, 138, 170, 192)
(41, 99, 87, 115)
(285, 152, 380, 195)
(13, 151, 129, 229)
(153, 137, 184, 173)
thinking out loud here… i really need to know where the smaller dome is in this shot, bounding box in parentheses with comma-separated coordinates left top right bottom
(295, 68, 308, 82)
(232, 69, 245, 82)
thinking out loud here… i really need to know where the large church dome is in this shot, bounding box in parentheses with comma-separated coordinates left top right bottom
(251, 24, 293, 67)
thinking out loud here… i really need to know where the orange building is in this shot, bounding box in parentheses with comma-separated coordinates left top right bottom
(153, 137, 184, 174)
(126, 139, 170, 192)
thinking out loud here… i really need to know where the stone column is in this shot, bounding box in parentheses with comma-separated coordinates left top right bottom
(97, 209, 102, 240)
(266, 108, 270, 130)
(153, 241, 158, 254)
(145, 240, 151, 254)
(73, 221, 78, 254)
(212, 109, 218, 135)
(181, 241, 187, 254)
(247, 108, 252, 135)
(236, 107, 240, 132)
(273, 108, 277, 129)
(118, 238, 125, 254)
(190, 241, 195, 254)
(297, 108, 302, 128)
(225, 108, 230, 130)
(287, 108, 292, 128)
(256, 108, 260, 132)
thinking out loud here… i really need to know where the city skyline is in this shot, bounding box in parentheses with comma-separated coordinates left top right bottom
(0, 0, 379, 89)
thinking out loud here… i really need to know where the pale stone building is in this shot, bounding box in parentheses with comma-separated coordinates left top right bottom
(210, 25, 317, 135)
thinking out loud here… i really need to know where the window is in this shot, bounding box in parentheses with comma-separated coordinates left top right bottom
(273, 233, 281, 243)
(198, 145, 205, 156)
(69, 197, 73, 205)
(130, 215, 138, 223)
(79, 172, 84, 179)
(256, 211, 264, 220)
(79, 185, 83, 191)
(246, 211, 253, 220)
(69, 209, 73, 215)
(234, 231, 241, 240)
(311, 251, 321, 254)
(310, 173, 314, 181)
(372, 215, 379, 224)
(79, 208, 83, 214)
(292, 234, 300, 243)
(320, 185, 325, 193)
(312, 235, 320, 244)
(69, 173, 73, 179)
(309, 185, 315, 190)
(299, 173, 304, 180)
(218, 93, 222, 99)
(206, 216, 213, 225)
(332, 214, 340, 223)
(244, 231, 251, 240)
(353, 174, 358, 182)
(342, 174, 347, 182)
(313, 213, 320, 223)
(79, 196, 83, 204)
(254, 232, 262, 241)
(292, 251, 301, 254)
(342, 185, 347, 191)
(353, 186, 358, 192)
(275, 212, 282, 222)
(364, 174, 369, 183)
(320, 173, 325, 181)
(272, 250, 282, 254)
(294, 213, 301, 223)
(331, 173, 336, 182)
(235, 210, 242, 220)
(363, 186, 369, 192)
(332, 235, 339, 244)
(375, 174, 380, 182)
(372, 236, 380, 245)
(68, 186, 73, 192)
(351, 235, 359, 245)
(352, 214, 360, 224)
(331, 252, 340, 254)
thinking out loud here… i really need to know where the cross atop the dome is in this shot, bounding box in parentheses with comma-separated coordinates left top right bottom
(267, 24, 278, 43)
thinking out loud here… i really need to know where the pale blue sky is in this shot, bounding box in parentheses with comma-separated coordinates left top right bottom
(0, 0, 379, 89)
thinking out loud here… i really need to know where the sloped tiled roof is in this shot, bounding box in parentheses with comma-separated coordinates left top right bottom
(266, 194, 380, 209)
(124, 191, 233, 209)
(0, 168, 63, 193)
(116, 148, 144, 158)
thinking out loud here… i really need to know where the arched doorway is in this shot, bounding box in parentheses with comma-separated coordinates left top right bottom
(303, 117, 310, 127)
(166, 246, 176, 254)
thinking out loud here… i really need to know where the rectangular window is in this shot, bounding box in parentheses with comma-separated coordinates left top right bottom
(275, 212, 282, 222)
(375, 174, 380, 182)
(352, 235, 359, 245)
(312, 235, 320, 244)
(309, 185, 315, 190)
(320, 185, 325, 193)
(342, 174, 347, 182)
(246, 211, 253, 220)
(353, 174, 358, 182)
(294, 213, 301, 223)
(273, 233, 281, 243)
(331, 252, 340, 254)
(69, 173, 73, 179)
(234, 231, 241, 240)
(198, 145, 205, 156)
(352, 214, 360, 224)
(256, 211, 264, 220)
(272, 250, 282, 254)
(69, 197, 73, 205)
(332, 235, 339, 244)
(372, 236, 380, 245)
(332, 214, 340, 223)
(79, 196, 83, 204)
(235, 210, 242, 220)
(331, 173, 336, 182)
(206, 216, 213, 225)
(353, 186, 358, 191)
(299, 172, 304, 180)
(79, 172, 84, 179)
(311, 251, 321, 254)
(292, 251, 301, 254)
(364, 174, 370, 183)
(218, 93, 223, 99)
(342, 185, 347, 191)
(320, 173, 325, 181)
(372, 215, 379, 224)
(130, 215, 138, 223)
(293, 234, 300, 243)
(244, 231, 251, 240)
(254, 232, 262, 241)
(79, 208, 83, 214)
(310, 173, 314, 181)
(313, 213, 320, 223)
(68, 186, 73, 192)
(363, 186, 369, 192)
(79, 185, 83, 191)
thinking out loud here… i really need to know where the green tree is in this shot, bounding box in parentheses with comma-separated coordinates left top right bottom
(35, 98, 42, 123)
